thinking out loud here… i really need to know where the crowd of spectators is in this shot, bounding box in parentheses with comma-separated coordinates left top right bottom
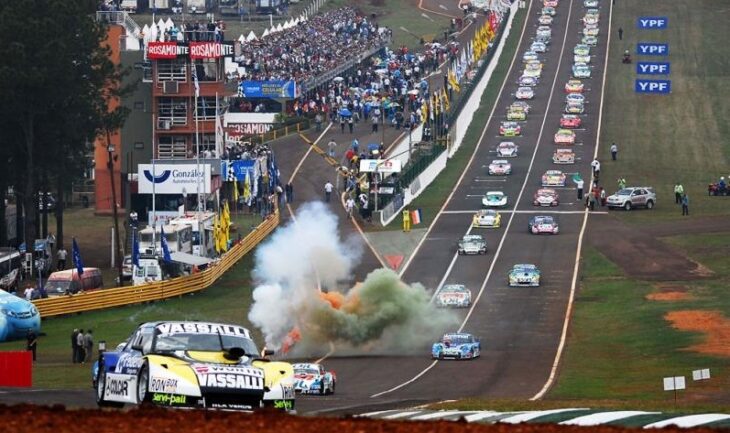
(231, 7, 391, 84)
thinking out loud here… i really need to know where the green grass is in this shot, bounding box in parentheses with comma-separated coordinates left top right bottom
(598, 0, 730, 223)
(383, 5, 527, 229)
(547, 247, 730, 410)
(0, 253, 260, 389)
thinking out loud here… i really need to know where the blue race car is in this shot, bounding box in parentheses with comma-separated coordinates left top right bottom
(0, 289, 41, 342)
(508, 264, 541, 287)
(431, 333, 481, 360)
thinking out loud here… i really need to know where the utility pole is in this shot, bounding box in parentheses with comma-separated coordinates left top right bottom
(106, 130, 124, 287)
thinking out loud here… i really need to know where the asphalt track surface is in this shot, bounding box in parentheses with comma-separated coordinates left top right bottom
(295, 0, 611, 415)
(1, 0, 612, 415)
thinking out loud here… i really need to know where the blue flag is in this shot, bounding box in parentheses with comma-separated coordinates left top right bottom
(160, 225, 172, 263)
(131, 229, 140, 268)
(72, 238, 84, 275)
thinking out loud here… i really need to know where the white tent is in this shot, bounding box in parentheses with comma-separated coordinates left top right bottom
(238, 34, 246, 42)
(262, 28, 270, 38)
(164, 17, 174, 30)
(157, 18, 165, 29)
(142, 24, 150, 42)
(276, 23, 284, 32)
(246, 30, 257, 41)
(294, 18, 300, 25)
(149, 24, 158, 42)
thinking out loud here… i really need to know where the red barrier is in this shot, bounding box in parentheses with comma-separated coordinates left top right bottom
(0, 351, 32, 387)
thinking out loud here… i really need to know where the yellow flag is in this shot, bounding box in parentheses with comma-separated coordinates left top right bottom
(442, 87, 450, 111)
(448, 68, 460, 93)
(233, 178, 239, 203)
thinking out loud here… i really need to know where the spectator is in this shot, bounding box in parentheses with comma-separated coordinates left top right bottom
(324, 181, 334, 202)
(71, 329, 79, 363)
(23, 285, 34, 301)
(345, 196, 355, 217)
(681, 193, 689, 215)
(47, 232, 55, 250)
(591, 158, 601, 179)
(56, 247, 68, 270)
(618, 177, 626, 190)
(315, 113, 323, 132)
(76, 329, 86, 363)
(610, 142, 618, 160)
(26, 331, 37, 362)
(327, 139, 337, 157)
(84, 330, 94, 363)
(285, 182, 294, 203)
(674, 182, 684, 204)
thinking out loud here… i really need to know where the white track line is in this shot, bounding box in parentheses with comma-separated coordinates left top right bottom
(442, 210, 608, 214)
(398, 0, 531, 278)
(530, 0, 613, 401)
(373, 0, 543, 398)
(287, 123, 332, 184)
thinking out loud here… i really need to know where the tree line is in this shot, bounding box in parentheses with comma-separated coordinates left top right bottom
(0, 0, 131, 251)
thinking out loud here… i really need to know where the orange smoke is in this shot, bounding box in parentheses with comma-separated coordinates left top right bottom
(281, 327, 301, 354)
(320, 291, 345, 309)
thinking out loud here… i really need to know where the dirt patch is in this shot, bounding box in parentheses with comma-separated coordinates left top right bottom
(587, 215, 713, 280)
(665, 310, 730, 357)
(647, 292, 694, 301)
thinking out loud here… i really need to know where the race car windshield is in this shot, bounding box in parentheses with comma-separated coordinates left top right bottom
(295, 368, 320, 375)
(443, 335, 472, 345)
(153, 333, 259, 355)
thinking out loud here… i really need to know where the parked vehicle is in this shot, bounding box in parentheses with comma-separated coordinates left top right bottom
(45, 268, 103, 296)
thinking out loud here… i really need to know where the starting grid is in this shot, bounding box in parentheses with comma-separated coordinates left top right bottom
(359, 408, 730, 429)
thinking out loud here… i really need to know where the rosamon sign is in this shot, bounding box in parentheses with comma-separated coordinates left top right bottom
(138, 164, 212, 194)
(146, 42, 235, 60)
(226, 123, 274, 138)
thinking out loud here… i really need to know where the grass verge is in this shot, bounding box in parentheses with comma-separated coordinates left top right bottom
(383, 5, 526, 229)
(598, 0, 730, 224)
(0, 254, 259, 389)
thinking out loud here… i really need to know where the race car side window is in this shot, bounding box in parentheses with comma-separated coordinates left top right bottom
(125, 330, 142, 351)
(139, 327, 155, 354)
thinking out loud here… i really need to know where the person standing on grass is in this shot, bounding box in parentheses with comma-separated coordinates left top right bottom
(618, 27, 623, 40)
(84, 330, 94, 363)
(71, 329, 79, 363)
(76, 329, 86, 363)
(674, 182, 684, 204)
(682, 193, 689, 215)
(56, 247, 67, 270)
(27, 331, 37, 362)
(610, 142, 618, 160)
(618, 177, 626, 190)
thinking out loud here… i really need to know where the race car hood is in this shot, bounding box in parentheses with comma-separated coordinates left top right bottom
(252, 360, 295, 390)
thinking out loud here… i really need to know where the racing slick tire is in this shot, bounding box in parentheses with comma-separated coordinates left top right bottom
(96, 363, 125, 408)
(136, 362, 151, 404)
(646, 200, 654, 209)
(623, 201, 632, 211)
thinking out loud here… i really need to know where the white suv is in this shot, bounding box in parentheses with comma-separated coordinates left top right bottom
(606, 187, 656, 210)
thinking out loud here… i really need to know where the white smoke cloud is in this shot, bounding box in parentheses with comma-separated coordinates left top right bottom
(248, 202, 459, 355)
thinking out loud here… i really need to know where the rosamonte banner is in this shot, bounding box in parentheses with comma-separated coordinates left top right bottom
(147, 41, 235, 60)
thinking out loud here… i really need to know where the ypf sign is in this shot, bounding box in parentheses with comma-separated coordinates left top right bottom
(637, 43, 669, 56)
(637, 17, 668, 29)
(635, 79, 671, 94)
(637, 62, 670, 75)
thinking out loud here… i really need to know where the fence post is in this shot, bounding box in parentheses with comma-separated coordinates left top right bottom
(285, 126, 289, 135)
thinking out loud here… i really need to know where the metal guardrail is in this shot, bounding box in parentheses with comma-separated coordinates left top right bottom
(33, 210, 280, 318)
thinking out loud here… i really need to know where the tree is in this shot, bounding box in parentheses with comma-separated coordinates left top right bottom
(0, 0, 130, 252)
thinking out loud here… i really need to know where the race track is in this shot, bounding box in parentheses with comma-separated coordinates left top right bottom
(0, 0, 612, 415)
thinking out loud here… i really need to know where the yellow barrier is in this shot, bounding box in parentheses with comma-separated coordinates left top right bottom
(33, 211, 280, 318)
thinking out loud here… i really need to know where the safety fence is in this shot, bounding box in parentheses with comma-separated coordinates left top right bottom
(246, 119, 311, 145)
(32, 211, 280, 318)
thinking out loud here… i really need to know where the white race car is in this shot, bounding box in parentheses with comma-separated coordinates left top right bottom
(519, 75, 539, 87)
(435, 284, 472, 307)
(572, 63, 591, 78)
(554, 128, 576, 145)
(583, 26, 599, 37)
(488, 159, 512, 175)
(482, 191, 508, 207)
(516, 86, 535, 100)
(293, 363, 336, 395)
(566, 93, 585, 104)
(537, 26, 552, 38)
(496, 141, 518, 157)
(523, 50, 539, 63)
(582, 35, 598, 46)
(538, 14, 553, 25)
(533, 188, 560, 207)
(530, 41, 548, 53)
(553, 148, 576, 164)
(542, 170, 567, 187)
(574, 53, 591, 64)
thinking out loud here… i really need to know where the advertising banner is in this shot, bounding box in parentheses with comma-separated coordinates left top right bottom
(636, 62, 670, 75)
(637, 17, 668, 29)
(222, 160, 255, 181)
(146, 42, 234, 59)
(635, 79, 671, 94)
(637, 42, 669, 56)
(359, 159, 402, 174)
(226, 123, 274, 138)
(239, 80, 297, 98)
(138, 164, 212, 194)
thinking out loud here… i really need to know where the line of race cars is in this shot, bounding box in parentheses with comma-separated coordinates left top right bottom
(434, 0, 604, 361)
(91, 321, 337, 412)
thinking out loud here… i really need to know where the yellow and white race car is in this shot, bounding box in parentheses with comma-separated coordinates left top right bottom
(92, 321, 295, 411)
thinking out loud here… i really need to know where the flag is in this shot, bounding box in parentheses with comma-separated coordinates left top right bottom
(215, 106, 224, 156)
(72, 238, 84, 275)
(448, 68, 460, 93)
(192, 67, 200, 98)
(233, 177, 239, 203)
(442, 87, 450, 111)
(410, 209, 422, 225)
(160, 225, 172, 263)
(131, 230, 140, 268)
(243, 170, 252, 204)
